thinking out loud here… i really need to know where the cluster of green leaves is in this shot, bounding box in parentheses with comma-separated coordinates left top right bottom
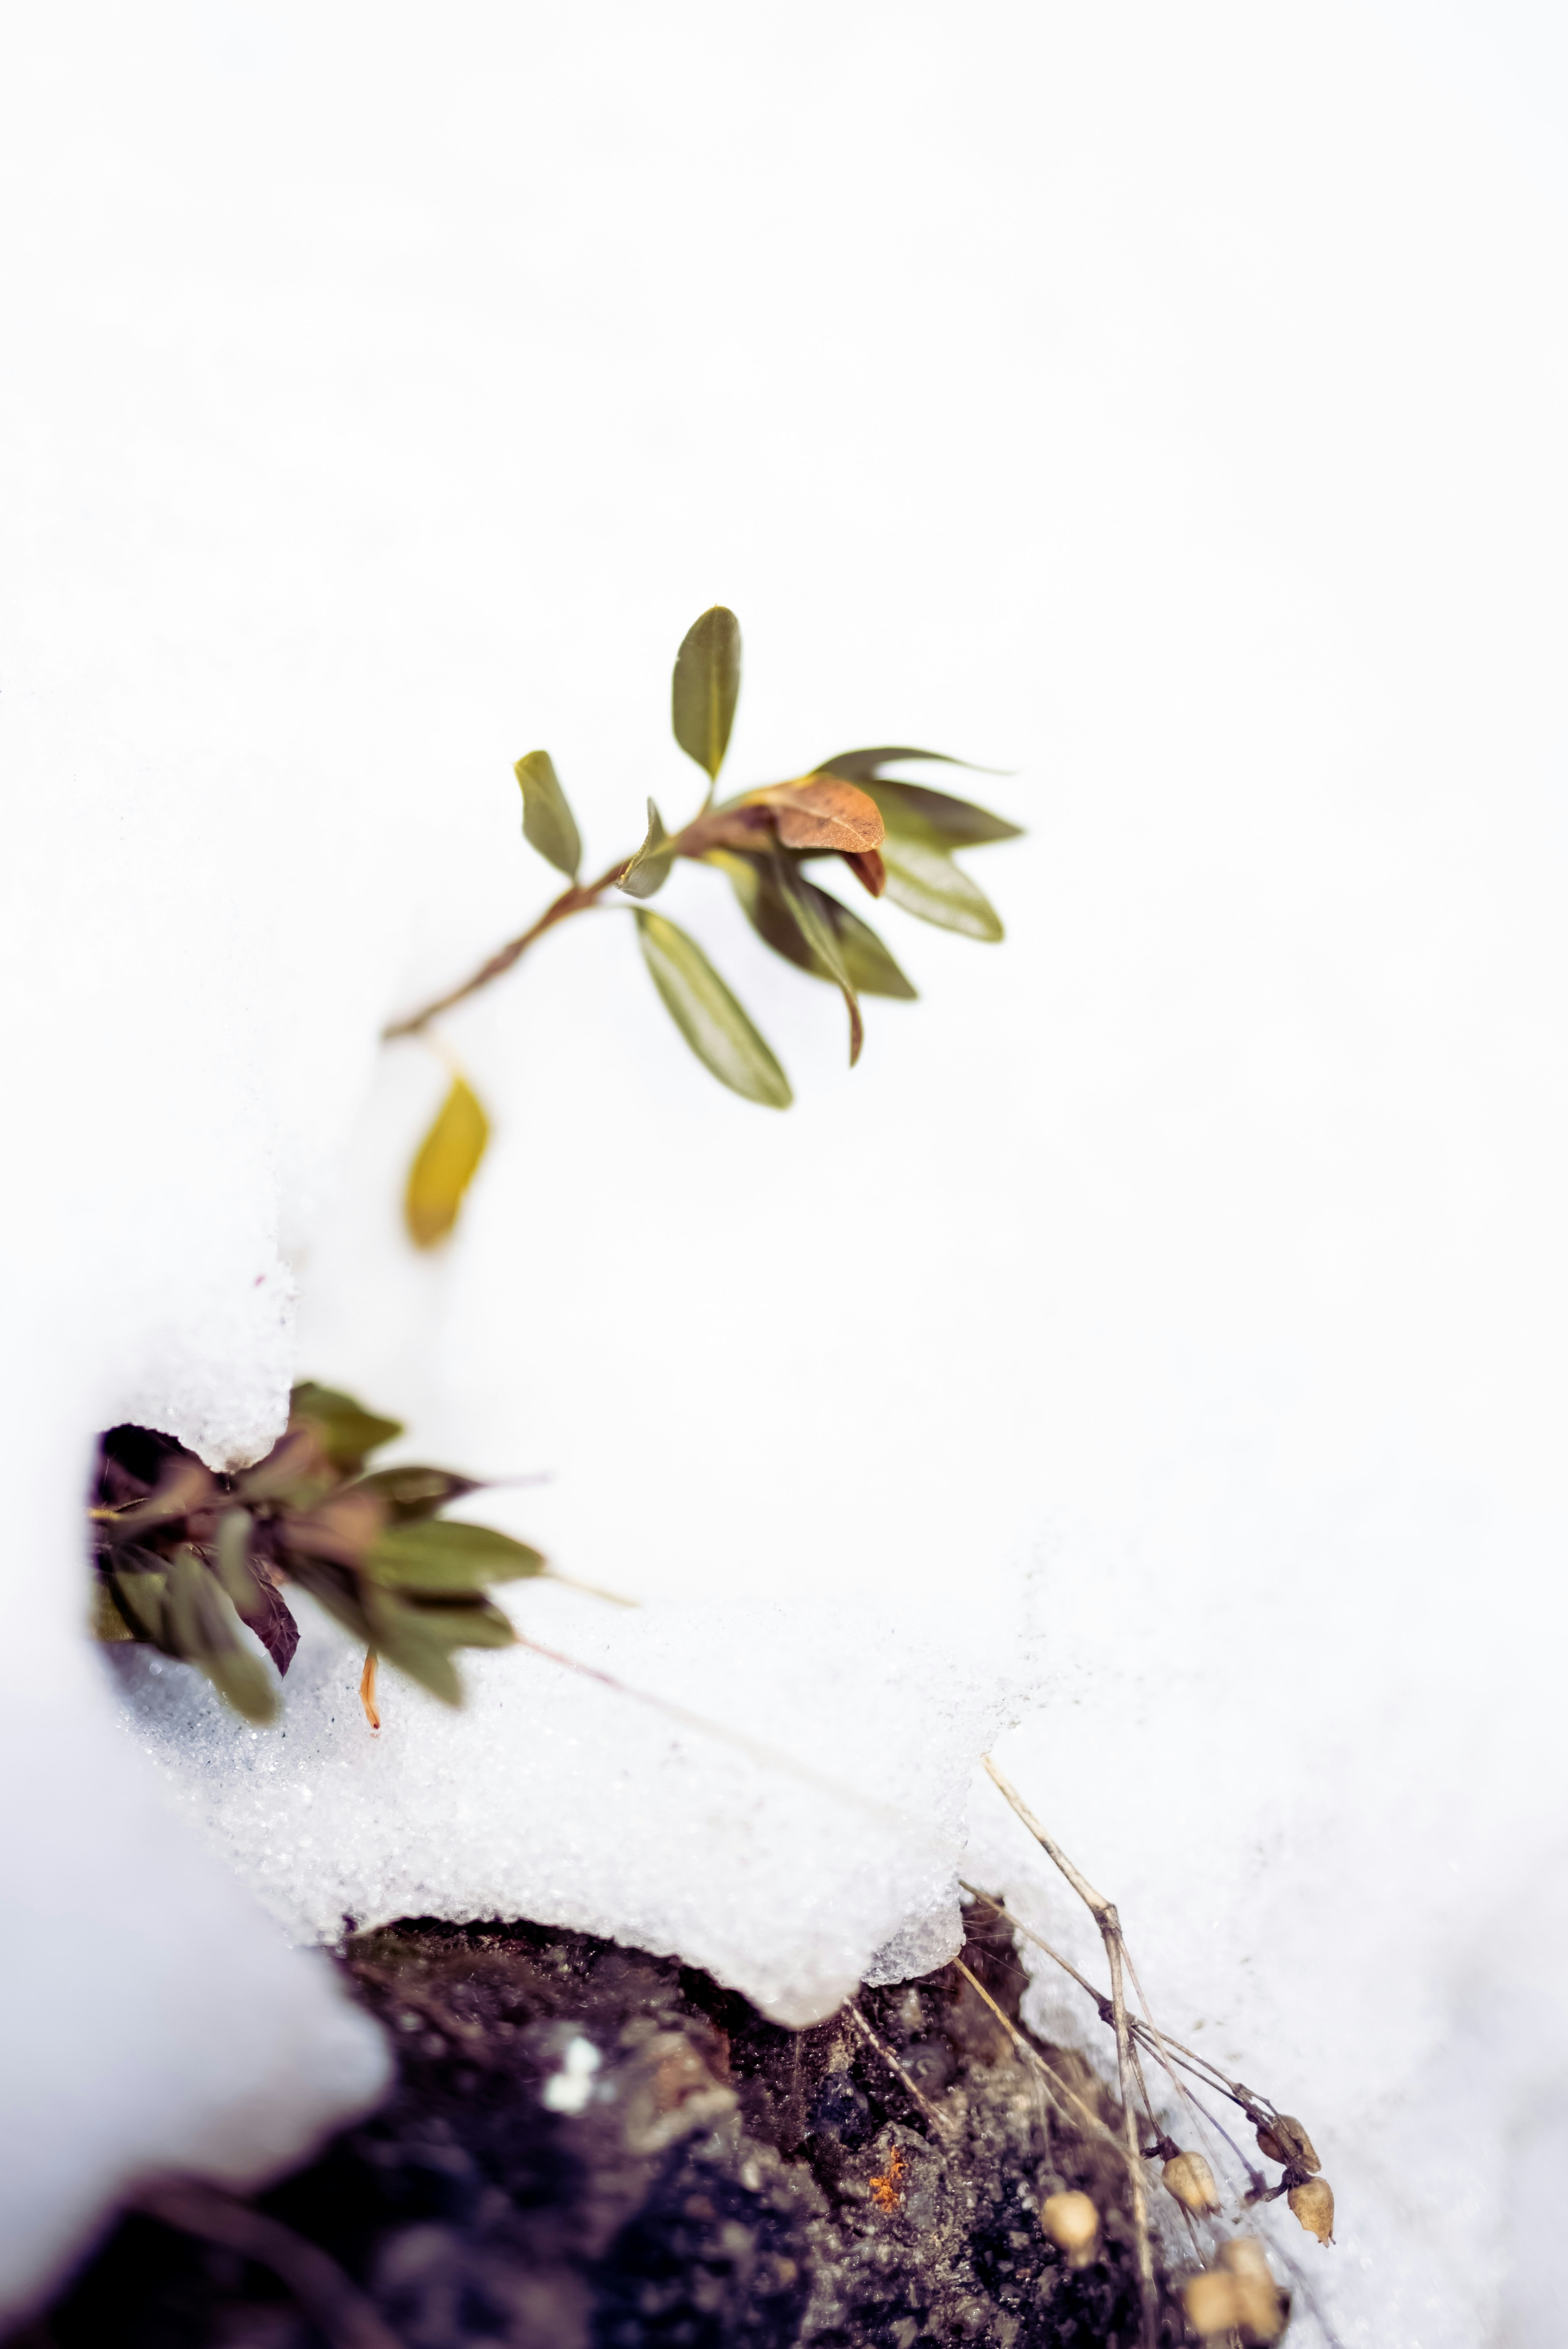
(90, 1384, 542, 1723)
(402, 606, 1021, 1246)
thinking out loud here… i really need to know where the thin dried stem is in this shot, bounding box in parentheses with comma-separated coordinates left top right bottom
(974, 1879, 1275, 2133)
(382, 858, 629, 1040)
(951, 1958, 1134, 2171)
(982, 1759, 1159, 2349)
(138, 2183, 401, 2349)
(358, 1649, 380, 1732)
(846, 2000, 956, 2139)
(960, 1880, 1258, 2194)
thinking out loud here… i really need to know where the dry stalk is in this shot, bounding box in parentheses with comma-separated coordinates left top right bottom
(951, 1958, 1134, 2172)
(846, 1999, 957, 2140)
(982, 1759, 1158, 2349)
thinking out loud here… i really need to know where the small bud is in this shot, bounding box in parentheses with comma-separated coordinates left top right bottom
(1039, 2189, 1100, 2267)
(1182, 2271, 1243, 2337)
(1217, 2237, 1287, 2341)
(1255, 2113, 1319, 2172)
(1163, 2148, 1221, 2216)
(1288, 2175, 1335, 2245)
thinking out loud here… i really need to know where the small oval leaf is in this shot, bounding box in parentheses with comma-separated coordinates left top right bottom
(880, 839, 1004, 941)
(362, 1587, 518, 1706)
(288, 1384, 404, 1472)
(772, 856, 864, 1065)
(616, 798, 675, 899)
(166, 1547, 279, 1724)
(635, 909, 791, 1107)
(514, 750, 582, 879)
(672, 607, 741, 781)
(349, 1466, 484, 1523)
(751, 776, 884, 853)
(708, 850, 916, 999)
(859, 776, 1022, 848)
(366, 1518, 546, 1591)
(405, 1077, 490, 1249)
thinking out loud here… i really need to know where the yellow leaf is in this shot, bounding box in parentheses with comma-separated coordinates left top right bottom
(405, 1077, 490, 1248)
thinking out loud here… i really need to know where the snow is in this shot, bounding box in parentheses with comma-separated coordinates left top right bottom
(3, 1, 1568, 2338)
(116, 1587, 1009, 2029)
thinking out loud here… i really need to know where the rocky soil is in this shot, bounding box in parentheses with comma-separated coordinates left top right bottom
(19, 1902, 1183, 2347)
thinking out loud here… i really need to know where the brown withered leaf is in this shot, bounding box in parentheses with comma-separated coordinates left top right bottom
(750, 776, 884, 853)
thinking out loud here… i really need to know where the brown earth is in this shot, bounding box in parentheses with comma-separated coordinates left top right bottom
(16, 1902, 1183, 2348)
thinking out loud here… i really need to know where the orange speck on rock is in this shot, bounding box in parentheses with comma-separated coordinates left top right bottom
(869, 2144, 906, 2211)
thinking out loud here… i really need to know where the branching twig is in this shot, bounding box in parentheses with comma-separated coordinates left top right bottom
(382, 859, 630, 1040)
(960, 1878, 1277, 2141)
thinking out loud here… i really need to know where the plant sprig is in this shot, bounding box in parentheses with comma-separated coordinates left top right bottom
(90, 1384, 543, 1725)
(385, 606, 1021, 1245)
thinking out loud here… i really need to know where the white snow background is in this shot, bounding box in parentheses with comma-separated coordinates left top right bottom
(2, 2, 1567, 2340)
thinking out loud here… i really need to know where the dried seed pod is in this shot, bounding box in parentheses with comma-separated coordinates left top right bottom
(1039, 2189, 1100, 2267)
(1255, 2112, 1319, 2172)
(1288, 2175, 1336, 2245)
(1217, 2237, 1287, 2342)
(1182, 2270, 1244, 2337)
(1163, 2148, 1221, 2216)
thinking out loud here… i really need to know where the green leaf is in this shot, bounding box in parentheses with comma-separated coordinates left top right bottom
(165, 1547, 278, 1725)
(616, 799, 675, 899)
(91, 1578, 137, 1643)
(212, 1507, 257, 1610)
(514, 749, 582, 879)
(635, 909, 792, 1107)
(280, 1551, 373, 1646)
(880, 838, 1004, 941)
(363, 1587, 517, 1707)
(366, 1518, 546, 1591)
(108, 1561, 169, 1644)
(405, 1076, 490, 1249)
(771, 854, 864, 1065)
(815, 750, 1018, 847)
(289, 1384, 404, 1473)
(708, 850, 917, 999)
(349, 1466, 482, 1523)
(859, 777, 1021, 849)
(672, 607, 741, 782)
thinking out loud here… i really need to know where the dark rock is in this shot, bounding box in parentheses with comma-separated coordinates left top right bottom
(24, 1904, 1180, 2347)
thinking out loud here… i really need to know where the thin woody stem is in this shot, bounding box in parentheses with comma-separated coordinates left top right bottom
(1104, 1922, 1158, 2349)
(959, 1881, 1256, 2118)
(983, 1758, 1158, 2349)
(847, 2000, 955, 2138)
(952, 1958, 1136, 2168)
(381, 857, 630, 1040)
